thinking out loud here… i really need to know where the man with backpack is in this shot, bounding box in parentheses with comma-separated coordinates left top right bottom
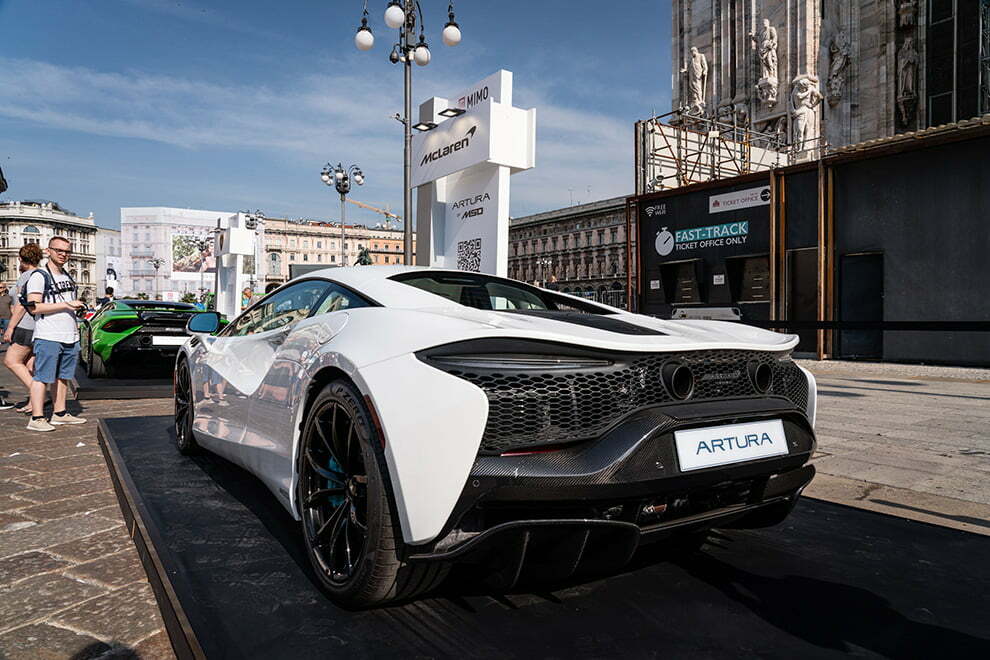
(24, 236, 87, 431)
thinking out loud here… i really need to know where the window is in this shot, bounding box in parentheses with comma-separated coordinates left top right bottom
(312, 283, 372, 315)
(227, 280, 332, 336)
(317, 241, 322, 249)
(390, 272, 613, 314)
(303, 240, 310, 249)
(303, 254, 309, 261)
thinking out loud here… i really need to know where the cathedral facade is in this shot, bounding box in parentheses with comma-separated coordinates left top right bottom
(671, 0, 990, 152)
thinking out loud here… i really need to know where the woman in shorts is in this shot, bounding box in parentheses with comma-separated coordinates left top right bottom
(3, 243, 43, 413)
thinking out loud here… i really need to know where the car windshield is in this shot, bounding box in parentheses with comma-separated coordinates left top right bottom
(390, 272, 611, 314)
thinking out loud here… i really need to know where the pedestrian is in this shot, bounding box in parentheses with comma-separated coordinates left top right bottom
(0, 284, 12, 409)
(24, 237, 87, 431)
(96, 286, 115, 307)
(2, 244, 43, 412)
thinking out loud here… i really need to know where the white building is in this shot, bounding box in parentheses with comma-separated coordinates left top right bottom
(94, 227, 122, 298)
(120, 207, 236, 299)
(0, 200, 98, 302)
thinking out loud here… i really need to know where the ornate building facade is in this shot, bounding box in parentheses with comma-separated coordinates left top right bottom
(508, 197, 632, 309)
(0, 201, 98, 302)
(670, 0, 990, 157)
(263, 218, 413, 287)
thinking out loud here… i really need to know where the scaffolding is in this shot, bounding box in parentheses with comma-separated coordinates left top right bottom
(637, 109, 790, 193)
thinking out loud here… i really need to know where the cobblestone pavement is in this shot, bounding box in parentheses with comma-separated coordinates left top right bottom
(800, 360, 990, 535)
(1, 353, 988, 658)
(0, 350, 174, 660)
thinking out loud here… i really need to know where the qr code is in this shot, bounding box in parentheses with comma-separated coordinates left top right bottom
(456, 238, 482, 272)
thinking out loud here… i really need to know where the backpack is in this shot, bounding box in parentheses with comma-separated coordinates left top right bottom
(20, 268, 75, 316)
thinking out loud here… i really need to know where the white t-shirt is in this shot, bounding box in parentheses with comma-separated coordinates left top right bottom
(13, 270, 36, 331)
(26, 268, 79, 343)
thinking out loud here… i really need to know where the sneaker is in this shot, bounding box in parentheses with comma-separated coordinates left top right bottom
(26, 418, 56, 432)
(0, 398, 13, 411)
(50, 412, 87, 425)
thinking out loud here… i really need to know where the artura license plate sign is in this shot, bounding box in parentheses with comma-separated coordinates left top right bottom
(674, 419, 787, 471)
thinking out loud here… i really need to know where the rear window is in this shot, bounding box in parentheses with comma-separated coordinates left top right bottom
(390, 272, 612, 314)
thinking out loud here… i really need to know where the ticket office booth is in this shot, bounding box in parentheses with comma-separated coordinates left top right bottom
(646, 253, 771, 321)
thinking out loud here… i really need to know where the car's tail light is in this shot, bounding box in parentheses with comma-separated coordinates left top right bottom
(101, 319, 142, 333)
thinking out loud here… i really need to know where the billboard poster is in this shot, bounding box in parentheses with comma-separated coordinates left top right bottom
(171, 231, 215, 278)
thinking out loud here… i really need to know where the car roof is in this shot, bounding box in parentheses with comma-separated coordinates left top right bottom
(288, 266, 616, 313)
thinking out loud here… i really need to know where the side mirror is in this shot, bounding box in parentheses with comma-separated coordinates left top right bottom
(187, 311, 221, 335)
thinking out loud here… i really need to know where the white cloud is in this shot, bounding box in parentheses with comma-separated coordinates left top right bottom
(0, 57, 633, 217)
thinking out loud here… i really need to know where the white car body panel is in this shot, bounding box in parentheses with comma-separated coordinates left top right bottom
(179, 266, 815, 546)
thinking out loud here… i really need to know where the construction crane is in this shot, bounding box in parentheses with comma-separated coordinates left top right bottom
(346, 199, 401, 229)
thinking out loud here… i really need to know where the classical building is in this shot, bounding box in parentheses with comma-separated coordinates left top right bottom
(642, 1, 990, 193)
(508, 197, 632, 309)
(0, 200, 98, 302)
(263, 218, 413, 287)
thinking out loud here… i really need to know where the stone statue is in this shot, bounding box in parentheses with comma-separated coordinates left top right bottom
(898, 0, 917, 27)
(753, 19, 778, 80)
(752, 19, 779, 108)
(790, 75, 823, 151)
(897, 36, 918, 124)
(827, 31, 850, 106)
(681, 47, 709, 114)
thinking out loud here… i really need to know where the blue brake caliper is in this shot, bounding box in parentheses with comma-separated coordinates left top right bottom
(327, 456, 345, 508)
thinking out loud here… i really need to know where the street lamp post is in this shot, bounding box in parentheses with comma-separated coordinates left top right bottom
(147, 257, 165, 299)
(354, 1, 463, 265)
(321, 163, 365, 266)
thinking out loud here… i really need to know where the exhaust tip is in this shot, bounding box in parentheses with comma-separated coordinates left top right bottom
(662, 361, 694, 400)
(749, 361, 773, 394)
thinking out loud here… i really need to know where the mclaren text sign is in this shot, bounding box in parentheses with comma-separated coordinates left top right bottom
(411, 98, 535, 188)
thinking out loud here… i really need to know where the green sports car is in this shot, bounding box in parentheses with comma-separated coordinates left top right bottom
(80, 300, 219, 378)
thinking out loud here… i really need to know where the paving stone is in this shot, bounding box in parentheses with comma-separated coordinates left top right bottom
(47, 527, 134, 563)
(0, 510, 34, 529)
(11, 477, 113, 504)
(0, 495, 30, 513)
(0, 551, 72, 587)
(66, 550, 145, 589)
(0, 452, 46, 466)
(0, 465, 35, 480)
(29, 444, 100, 460)
(11, 464, 109, 489)
(0, 573, 108, 633)
(0, 623, 112, 660)
(12, 452, 105, 474)
(0, 481, 30, 496)
(132, 630, 177, 659)
(0, 514, 121, 559)
(50, 582, 163, 646)
(19, 491, 120, 523)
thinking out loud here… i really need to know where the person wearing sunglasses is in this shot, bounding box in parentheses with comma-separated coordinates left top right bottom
(24, 236, 87, 431)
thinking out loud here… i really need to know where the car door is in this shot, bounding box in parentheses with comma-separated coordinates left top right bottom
(246, 282, 373, 504)
(192, 280, 332, 473)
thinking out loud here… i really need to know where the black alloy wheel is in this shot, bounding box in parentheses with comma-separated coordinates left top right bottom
(174, 359, 198, 454)
(299, 380, 448, 608)
(302, 398, 370, 585)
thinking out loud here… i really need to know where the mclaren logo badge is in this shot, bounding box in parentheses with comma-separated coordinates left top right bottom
(421, 126, 477, 166)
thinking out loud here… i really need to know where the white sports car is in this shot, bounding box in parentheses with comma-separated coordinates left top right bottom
(175, 266, 817, 607)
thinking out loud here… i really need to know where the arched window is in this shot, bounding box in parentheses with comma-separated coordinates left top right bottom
(22, 225, 40, 234)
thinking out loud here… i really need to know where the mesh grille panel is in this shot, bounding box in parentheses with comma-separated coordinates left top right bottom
(435, 350, 808, 454)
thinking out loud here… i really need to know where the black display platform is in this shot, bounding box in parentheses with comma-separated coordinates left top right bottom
(99, 416, 990, 660)
(71, 363, 173, 400)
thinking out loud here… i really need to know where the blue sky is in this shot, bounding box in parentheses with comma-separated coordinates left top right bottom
(0, 0, 671, 230)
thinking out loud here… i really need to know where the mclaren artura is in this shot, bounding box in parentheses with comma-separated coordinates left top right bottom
(174, 266, 817, 607)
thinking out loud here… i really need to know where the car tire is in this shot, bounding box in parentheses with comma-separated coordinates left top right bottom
(299, 379, 448, 608)
(87, 345, 108, 379)
(174, 358, 199, 455)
